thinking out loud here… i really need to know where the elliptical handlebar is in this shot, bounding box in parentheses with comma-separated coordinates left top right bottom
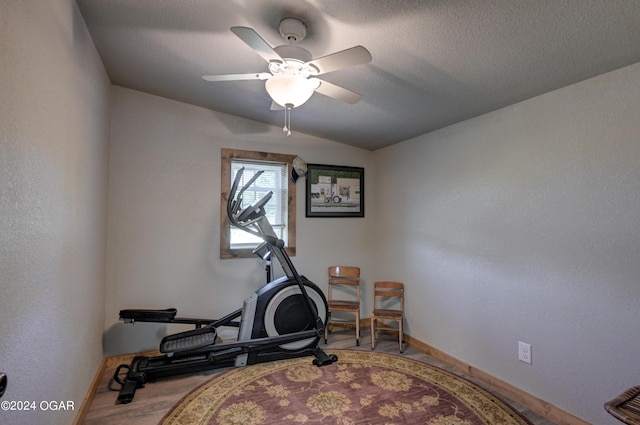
(227, 167, 254, 225)
(227, 168, 280, 246)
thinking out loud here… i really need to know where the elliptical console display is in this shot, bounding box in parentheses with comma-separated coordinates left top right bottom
(113, 167, 336, 404)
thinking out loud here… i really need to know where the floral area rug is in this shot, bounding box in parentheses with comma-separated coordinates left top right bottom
(160, 349, 532, 425)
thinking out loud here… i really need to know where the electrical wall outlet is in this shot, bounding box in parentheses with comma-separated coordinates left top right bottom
(518, 341, 532, 364)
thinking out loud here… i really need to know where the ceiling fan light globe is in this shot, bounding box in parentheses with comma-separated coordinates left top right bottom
(265, 74, 317, 108)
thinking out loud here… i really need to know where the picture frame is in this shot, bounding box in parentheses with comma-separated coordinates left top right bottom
(305, 164, 364, 217)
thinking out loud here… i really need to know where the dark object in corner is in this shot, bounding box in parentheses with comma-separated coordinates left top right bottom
(0, 372, 7, 398)
(606, 386, 640, 425)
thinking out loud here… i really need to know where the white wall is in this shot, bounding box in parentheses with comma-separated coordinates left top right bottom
(104, 87, 374, 354)
(0, 1, 110, 424)
(372, 62, 640, 424)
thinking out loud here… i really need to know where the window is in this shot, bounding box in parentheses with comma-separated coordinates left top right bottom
(220, 148, 296, 259)
(229, 161, 287, 248)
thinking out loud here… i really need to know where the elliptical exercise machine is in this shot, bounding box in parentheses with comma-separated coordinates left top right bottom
(113, 167, 337, 404)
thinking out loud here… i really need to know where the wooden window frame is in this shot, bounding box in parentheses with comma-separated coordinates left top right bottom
(220, 148, 296, 259)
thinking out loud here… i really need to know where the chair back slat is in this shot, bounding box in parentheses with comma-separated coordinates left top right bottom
(330, 278, 360, 285)
(373, 281, 404, 310)
(329, 266, 360, 278)
(375, 290, 402, 298)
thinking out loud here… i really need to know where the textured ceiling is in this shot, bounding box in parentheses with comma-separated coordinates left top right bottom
(76, 0, 640, 150)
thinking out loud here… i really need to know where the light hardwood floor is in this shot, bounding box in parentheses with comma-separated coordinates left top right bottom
(81, 329, 558, 425)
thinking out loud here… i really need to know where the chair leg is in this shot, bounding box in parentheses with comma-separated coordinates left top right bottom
(399, 318, 403, 353)
(370, 317, 376, 350)
(355, 312, 360, 346)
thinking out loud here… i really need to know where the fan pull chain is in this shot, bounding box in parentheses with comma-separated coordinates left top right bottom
(283, 107, 288, 133)
(283, 104, 293, 137)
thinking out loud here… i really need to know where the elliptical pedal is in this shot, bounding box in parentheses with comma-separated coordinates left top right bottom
(160, 327, 217, 353)
(120, 308, 177, 323)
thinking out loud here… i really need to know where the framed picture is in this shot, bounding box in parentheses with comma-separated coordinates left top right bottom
(305, 164, 364, 217)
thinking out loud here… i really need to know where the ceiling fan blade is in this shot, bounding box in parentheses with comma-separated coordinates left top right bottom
(307, 46, 372, 75)
(202, 72, 271, 82)
(230, 26, 284, 63)
(312, 78, 363, 104)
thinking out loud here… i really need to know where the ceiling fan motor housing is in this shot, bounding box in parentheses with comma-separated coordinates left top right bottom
(273, 45, 313, 63)
(279, 18, 307, 43)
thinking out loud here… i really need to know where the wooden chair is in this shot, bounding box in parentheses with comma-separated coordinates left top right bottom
(605, 386, 640, 425)
(370, 281, 404, 352)
(324, 266, 361, 346)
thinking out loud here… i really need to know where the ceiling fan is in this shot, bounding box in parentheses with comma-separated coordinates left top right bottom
(202, 18, 372, 135)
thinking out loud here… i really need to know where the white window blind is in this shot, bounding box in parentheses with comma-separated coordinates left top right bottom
(230, 160, 288, 249)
